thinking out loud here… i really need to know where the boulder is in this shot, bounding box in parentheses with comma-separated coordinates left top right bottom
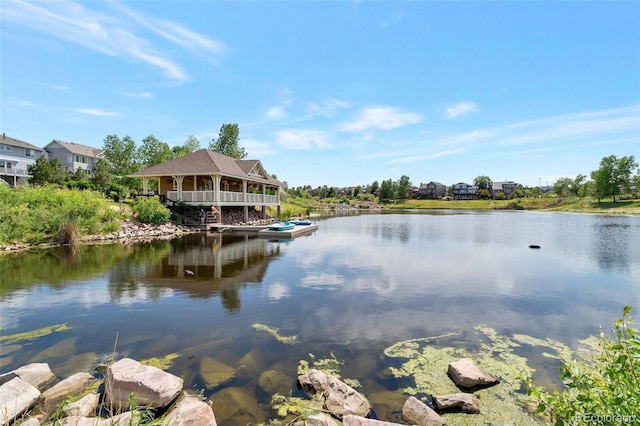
(209, 386, 266, 425)
(66, 393, 100, 417)
(105, 358, 183, 409)
(258, 369, 293, 395)
(447, 358, 498, 389)
(292, 413, 339, 426)
(41, 372, 94, 403)
(432, 393, 480, 414)
(200, 357, 236, 388)
(402, 396, 447, 426)
(165, 394, 217, 426)
(343, 414, 406, 425)
(8, 363, 55, 390)
(298, 369, 371, 419)
(53, 412, 137, 426)
(0, 377, 41, 425)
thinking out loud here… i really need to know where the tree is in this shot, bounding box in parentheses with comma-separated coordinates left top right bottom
(209, 124, 247, 159)
(138, 134, 173, 168)
(91, 159, 113, 193)
(379, 179, 395, 201)
(553, 177, 573, 197)
(397, 175, 412, 200)
(590, 155, 638, 202)
(27, 156, 66, 186)
(473, 175, 492, 190)
(370, 180, 379, 195)
(173, 135, 201, 157)
(570, 174, 587, 197)
(102, 134, 139, 189)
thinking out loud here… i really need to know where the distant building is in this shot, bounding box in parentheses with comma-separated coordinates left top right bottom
(0, 133, 47, 186)
(452, 182, 479, 200)
(418, 181, 446, 199)
(44, 140, 104, 175)
(491, 181, 519, 199)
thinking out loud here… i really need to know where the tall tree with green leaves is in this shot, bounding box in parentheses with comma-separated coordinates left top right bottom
(379, 179, 396, 201)
(173, 135, 201, 157)
(102, 134, 139, 188)
(91, 159, 112, 193)
(590, 155, 638, 202)
(138, 134, 173, 168)
(553, 177, 573, 197)
(27, 157, 67, 186)
(473, 175, 492, 190)
(397, 175, 412, 200)
(209, 124, 247, 159)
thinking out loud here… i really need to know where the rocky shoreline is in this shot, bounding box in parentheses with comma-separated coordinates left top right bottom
(0, 356, 506, 425)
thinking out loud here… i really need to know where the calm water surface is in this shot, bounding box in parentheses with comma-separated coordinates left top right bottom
(1, 211, 638, 423)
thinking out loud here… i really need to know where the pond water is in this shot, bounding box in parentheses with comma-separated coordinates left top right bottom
(1, 211, 638, 424)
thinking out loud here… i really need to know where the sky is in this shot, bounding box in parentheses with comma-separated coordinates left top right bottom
(1, 1, 639, 189)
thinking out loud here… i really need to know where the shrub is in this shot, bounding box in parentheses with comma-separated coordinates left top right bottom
(527, 305, 640, 425)
(131, 197, 170, 224)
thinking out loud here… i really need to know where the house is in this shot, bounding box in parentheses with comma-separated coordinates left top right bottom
(418, 181, 446, 199)
(43, 140, 104, 175)
(0, 133, 47, 186)
(452, 182, 479, 200)
(129, 149, 282, 223)
(491, 181, 519, 199)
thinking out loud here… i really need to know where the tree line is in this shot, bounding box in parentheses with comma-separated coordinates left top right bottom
(27, 124, 245, 197)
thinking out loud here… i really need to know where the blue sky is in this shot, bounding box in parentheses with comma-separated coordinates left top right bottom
(1, 1, 639, 188)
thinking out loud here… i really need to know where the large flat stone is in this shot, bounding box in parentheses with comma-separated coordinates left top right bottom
(41, 372, 94, 403)
(298, 369, 371, 419)
(432, 392, 480, 414)
(11, 363, 55, 390)
(402, 396, 447, 426)
(165, 394, 217, 426)
(447, 358, 498, 389)
(343, 414, 406, 425)
(0, 377, 41, 425)
(105, 358, 183, 409)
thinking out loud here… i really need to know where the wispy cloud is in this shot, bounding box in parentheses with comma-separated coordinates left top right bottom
(1, 0, 226, 82)
(444, 101, 478, 120)
(340, 106, 422, 132)
(389, 148, 464, 164)
(122, 91, 153, 98)
(243, 138, 275, 157)
(76, 108, 117, 117)
(276, 129, 332, 150)
(266, 106, 288, 120)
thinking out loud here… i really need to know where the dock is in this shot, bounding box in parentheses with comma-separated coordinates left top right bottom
(205, 223, 318, 239)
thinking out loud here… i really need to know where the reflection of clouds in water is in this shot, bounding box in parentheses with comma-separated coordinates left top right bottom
(266, 281, 290, 301)
(300, 273, 345, 289)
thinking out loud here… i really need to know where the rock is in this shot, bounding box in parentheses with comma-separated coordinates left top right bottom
(367, 390, 406, 424)
(0, 377, 41, 425)
(41, 372, 94, 403)
(209, 386, 266, 425)
(258, 369, 293, 395)
(53, 412, 138, 426)
(16, 417, 41, 426)
(432, 393, 480, 414)
(67, 393, 100, 417)
(200, 356, 236, 388)
(165, 393, 217, 426)
(105, 358, 183, 410)
(10, 363, 55, 390)
(298, 369, 371, 419)
(343, 414, 406, 426)
(292, 413, 339, 425)
(402, 396, 447, 426)
(447, 358, 498, 389)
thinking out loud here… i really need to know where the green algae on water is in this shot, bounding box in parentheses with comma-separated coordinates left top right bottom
(0, 323, 71, 344)
(252, 323, 298, 345)
(141, 353, 180, 370)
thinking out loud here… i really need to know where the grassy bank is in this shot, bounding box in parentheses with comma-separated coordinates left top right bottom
(0, 185, 125, 245)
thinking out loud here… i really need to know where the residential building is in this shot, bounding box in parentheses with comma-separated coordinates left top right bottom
(43, 140, 104, 175)
(418, 181, 446, 199)
(452, 182, 479, 200)
(491, 181, 519, 199)
(129, 149, 282, 223)
(0, 133, 47, 186)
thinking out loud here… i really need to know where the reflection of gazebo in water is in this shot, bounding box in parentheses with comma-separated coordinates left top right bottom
(138, 235, 284, 302)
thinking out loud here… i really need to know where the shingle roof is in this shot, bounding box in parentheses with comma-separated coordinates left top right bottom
(130, 149, 283, 186)
(0, 134, 44, 151)
(46, 140, 103, 158)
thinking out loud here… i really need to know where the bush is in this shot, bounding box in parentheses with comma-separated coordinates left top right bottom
(527, 305, 640, 425)
(131, 197, 170, 224)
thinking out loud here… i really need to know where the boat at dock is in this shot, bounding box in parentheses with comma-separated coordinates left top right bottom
(267, 221, 295, 231)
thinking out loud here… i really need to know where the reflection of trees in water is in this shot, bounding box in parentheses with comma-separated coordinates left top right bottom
(221, 289, 241, 314)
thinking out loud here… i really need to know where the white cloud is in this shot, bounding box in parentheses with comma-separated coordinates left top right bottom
(243, 138, 275, 157)
(340, 106, 422, 132)
(1, 1, 225, 83)
(444, 101, 478, 119)
(304, 97, 350, 119)
(266, 106, 288, 120)
(389, 148, 464, 164)
(276, 129, 332, 149)
(122, 91, 153, 98)
(76, 108, 117, 117)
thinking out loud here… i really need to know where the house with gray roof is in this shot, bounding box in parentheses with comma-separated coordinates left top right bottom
(418, 181, 446, 199)
(129, 149, 282, 222)
(491, 181, 519, 199)
(0, 133, 47, 186)
(43, 140, 104, 175)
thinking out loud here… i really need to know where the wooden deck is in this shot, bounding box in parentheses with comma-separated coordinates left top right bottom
(205, 223, 318, 239)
